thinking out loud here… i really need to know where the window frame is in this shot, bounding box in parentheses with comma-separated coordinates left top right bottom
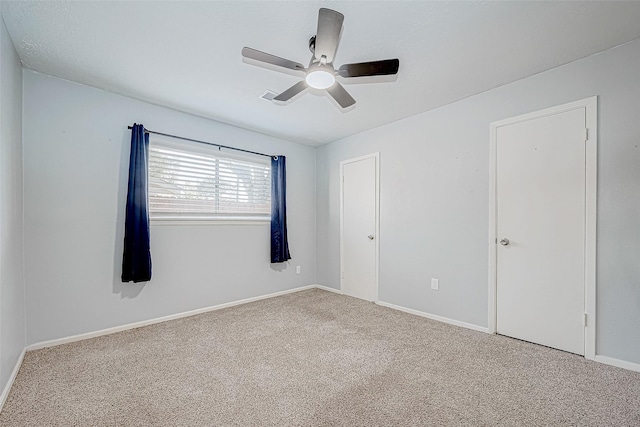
(147, 135, 272, 224)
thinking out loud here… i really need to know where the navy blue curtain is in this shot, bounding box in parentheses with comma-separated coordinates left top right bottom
(271, 156, 291, 263)
(122, 124, 152, 282)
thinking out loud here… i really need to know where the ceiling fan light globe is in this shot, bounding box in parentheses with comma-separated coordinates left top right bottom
(305, 70, 336, 89)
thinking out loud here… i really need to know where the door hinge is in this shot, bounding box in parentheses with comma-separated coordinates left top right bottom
(583, 313, 587, 327)
(584, 128, 589, 141)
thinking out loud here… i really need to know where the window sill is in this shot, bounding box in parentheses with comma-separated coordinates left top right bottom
(150, 217, 270, 226)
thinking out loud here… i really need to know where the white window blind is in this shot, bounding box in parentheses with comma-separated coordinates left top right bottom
(148, 137, 271, 220)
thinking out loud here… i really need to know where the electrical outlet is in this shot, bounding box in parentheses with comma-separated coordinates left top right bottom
(431, 278, 439, 291)
(296, 266, 301, 274)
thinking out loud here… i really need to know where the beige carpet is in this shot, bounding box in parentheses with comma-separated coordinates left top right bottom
(1, 289, 639, 426)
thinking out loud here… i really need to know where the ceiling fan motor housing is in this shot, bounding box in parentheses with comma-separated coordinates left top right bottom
(309, 36, 316, 54)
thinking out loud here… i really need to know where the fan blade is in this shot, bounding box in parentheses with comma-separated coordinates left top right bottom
(242, 47, 306, 72)
(315, 8, 344, 64)
(326, 82, 355, 108)
(338, 59, 399, 78)
(273, 81, 308, 102)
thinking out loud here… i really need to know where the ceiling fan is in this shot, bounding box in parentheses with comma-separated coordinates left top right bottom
(241, 8, 399, 109)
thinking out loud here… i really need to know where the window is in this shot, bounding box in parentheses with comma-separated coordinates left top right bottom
(148, 136, 271, 221)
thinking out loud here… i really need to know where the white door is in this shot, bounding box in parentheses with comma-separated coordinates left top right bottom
(341, 154, 378, 301)
(496, 107, 587, 355)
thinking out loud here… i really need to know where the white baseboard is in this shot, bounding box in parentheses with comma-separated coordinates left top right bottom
(375, 300, 490, 334)
(314, 284, 343, 294)
(0, 348, 26, 413)
(27, 285, 318, 351)
(594, 355, 640, 373)
(19, 285, 640, 377)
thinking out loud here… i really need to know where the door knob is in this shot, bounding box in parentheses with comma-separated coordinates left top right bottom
(500, 238, 510, 246)
(368, 235, 375, 240)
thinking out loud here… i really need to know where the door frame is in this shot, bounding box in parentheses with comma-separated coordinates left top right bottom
(340, 152, 380, 301)
(488, 97, 597, 360)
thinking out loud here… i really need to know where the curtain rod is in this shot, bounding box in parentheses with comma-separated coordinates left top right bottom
(127, 126, 276, 159)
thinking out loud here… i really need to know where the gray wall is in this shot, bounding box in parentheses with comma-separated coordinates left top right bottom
(317, 39, 640, 364)
(0, 14, 25, 394)
(23, 70, 316, 345)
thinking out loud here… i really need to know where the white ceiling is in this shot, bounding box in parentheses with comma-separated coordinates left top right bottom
(3, 1, 640, 146)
